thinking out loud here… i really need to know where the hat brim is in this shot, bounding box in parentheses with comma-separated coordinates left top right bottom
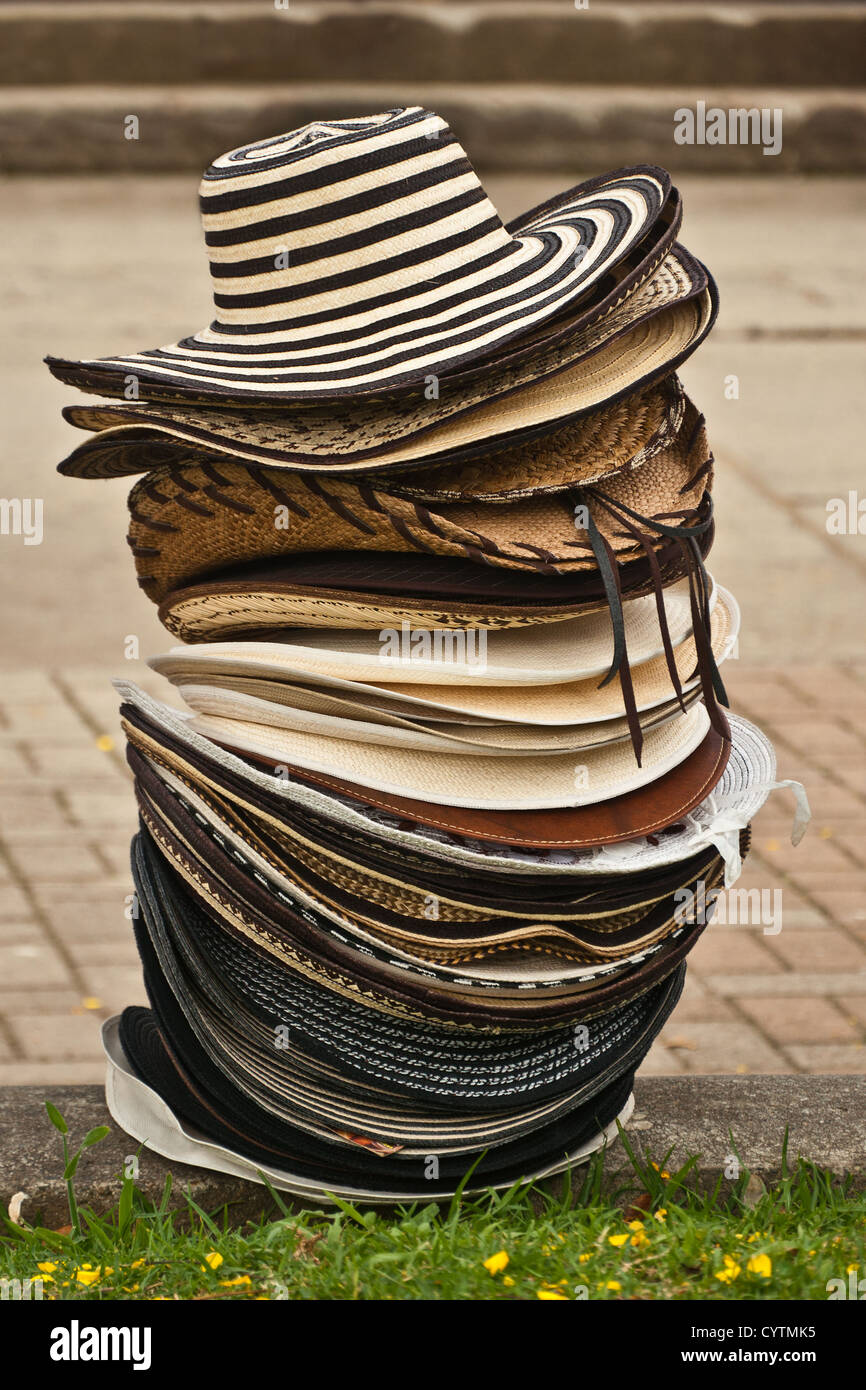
(149, 577, 717, 687)
(156, 589, 738, 744)
(104, 1013, 638, 1201)
(132, 749, 736, 981)
(153, 497, 714, 640)
(48, 169, 678, 406)
(126, 410, 711, 605)
(117, 680, 731, 849)
(56, 249, 714, 474)
(181, 701, 712, 811)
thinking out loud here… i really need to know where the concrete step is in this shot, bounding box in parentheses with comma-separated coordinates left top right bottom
(3, 1074, 864, 1226)
(2, 2, 864, 89)
(2, 82, 864, 173)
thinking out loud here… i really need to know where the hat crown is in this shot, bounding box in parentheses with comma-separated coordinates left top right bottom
(196, 107, 514, 333)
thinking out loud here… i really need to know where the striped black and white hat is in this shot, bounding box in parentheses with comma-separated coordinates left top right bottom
(45, 107, 677, 405)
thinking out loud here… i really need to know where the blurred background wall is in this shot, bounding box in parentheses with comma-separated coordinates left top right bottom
(1, 0, 863, 175)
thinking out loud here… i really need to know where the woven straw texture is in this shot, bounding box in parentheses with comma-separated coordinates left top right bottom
(151, 578, 707, 689)
(59, 252, 710, 471)
(128, 399, 711, 602)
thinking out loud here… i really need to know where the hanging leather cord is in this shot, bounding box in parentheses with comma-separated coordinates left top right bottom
(567, 486, 729, 765)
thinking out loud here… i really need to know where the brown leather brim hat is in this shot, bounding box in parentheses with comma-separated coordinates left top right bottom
(117, 681, 732, 852)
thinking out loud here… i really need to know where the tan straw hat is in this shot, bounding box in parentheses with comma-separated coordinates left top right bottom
(160, 585, 737, 755)
(186, 700, 711, 810)
(127, 393, 712, 604)
(57, 254, 713, 477)
(150, 576, 713, 690)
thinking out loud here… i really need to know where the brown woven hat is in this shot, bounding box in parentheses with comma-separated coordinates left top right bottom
(56, 249, 714, 476)
(131, 746, 738, 979)
(128, 393, 712, 605)
(155, 507, 716, 639)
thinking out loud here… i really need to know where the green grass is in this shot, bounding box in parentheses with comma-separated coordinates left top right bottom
(1, 1108, 863, 1301)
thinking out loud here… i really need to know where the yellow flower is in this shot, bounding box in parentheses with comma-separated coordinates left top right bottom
(37, 1262, 57, 1274)
(39, 1274, 55, 1284)
(74, 1268, 101, 1286)
(502, 1276, 515, 1287)
(219, 1275, 252, 1287)
(846, 1263, 859, 1274)
(202, 1252, 224, 1272)
(714, 1255, 741, 1284)
(605, 1280, 622, 1292)
(626, 1220, 644, 1231)
(130, 1259, 147, 1269)
(630, 1232, 650, 1249)
(537, 1289, 568, 1300)
(747, 1254, 772, 1279)
(483, 1250, 509, 1276)
(654, 1209, 667, 1223)
(608, 1234, 629, 1248)
(578, 1253, 591, 1263)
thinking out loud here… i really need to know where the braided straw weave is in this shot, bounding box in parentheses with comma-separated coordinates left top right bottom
(129, 397, 711, 603)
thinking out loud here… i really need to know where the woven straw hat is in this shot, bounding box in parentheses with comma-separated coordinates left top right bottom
(116, 681, 733, 845)
(125, 826, 679, 1099)
(150, 578, 721, 690)
(59, 371, 682, 487)
(158, 590, 738, 753)
(132, 746, 736, 979)
(156, 521, 713, 639)
(56, 252, 713, 478)
(127, 396, 711, 604)
(102, 1014, 636, 1203)
(123, 682, 774, 877)
(184, 701, 711, 810)
(133, 798, 700, 1031)
(47, 107, 688, 407)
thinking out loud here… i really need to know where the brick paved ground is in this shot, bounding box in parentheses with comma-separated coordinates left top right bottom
(1, 174, 864, 1081)
(0, 662, 864, 1084)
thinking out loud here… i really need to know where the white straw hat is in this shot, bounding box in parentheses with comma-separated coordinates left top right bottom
(186, 701, 710, 810)
(167, 587, 737, 749)
(150, 576, 717, 690)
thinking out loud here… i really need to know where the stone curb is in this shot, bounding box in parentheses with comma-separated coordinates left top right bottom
(2, 1075, 863, 1228)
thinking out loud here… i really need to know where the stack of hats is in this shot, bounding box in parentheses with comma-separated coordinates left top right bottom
(48, 109, 808, 1203)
